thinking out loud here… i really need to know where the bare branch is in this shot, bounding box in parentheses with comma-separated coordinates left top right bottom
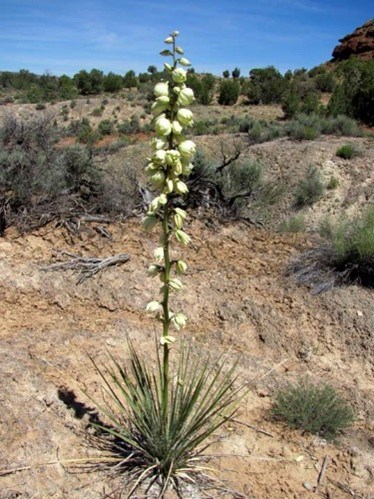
(42, 252, 130, 284)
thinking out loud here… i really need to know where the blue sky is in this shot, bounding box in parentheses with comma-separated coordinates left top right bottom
(0, 0, 372, 76)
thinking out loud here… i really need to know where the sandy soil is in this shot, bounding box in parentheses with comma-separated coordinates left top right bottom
(0, 216, 373, 498)
(0, 98, 373, 497)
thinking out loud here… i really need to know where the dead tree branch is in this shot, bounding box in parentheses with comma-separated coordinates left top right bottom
(42, 251, 130, 284)
(216, 139, 249, 173)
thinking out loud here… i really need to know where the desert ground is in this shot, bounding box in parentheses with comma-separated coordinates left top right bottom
(0, 97, 373, 498)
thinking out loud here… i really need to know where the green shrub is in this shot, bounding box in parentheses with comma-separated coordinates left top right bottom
(272, 380, 354, 439)
(98, 119, 113, 136)
(286, 114, 322, 140)
(336, 144, 358, 159)
(247, 66, 286, 104)
(280, 214, 306, 233)
(294, 166, 325, 206)
(330, 207, 374, 286)
(326, 176, 339, 189)
(319, 216, 335, 239)
(218, 79, 240, 105)
(91, 107, 103, 117)
(322, 115, 362, 137)
(328, 58, 374, 126)
(117, 115, 141, 135)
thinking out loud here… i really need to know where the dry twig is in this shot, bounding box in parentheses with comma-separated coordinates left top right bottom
(231, 418, 275, 438)
(42, 251, 130, 284)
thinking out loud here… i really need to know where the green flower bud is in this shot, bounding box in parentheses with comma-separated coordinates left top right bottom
(165, 149, 181, 165)
(150, 170, 166, 187)
(169, 278, 183, 291)
(178, 139, 196, 159)
(154, 246, 164, 262)
(181, 162, 194, 175)
(171, 30, 180, 37)
(172, 120, 183, 135)
(174, 180, 189, 195)
(177, 87, 194, 106)
(173, 207, 186, 229)
(154, 82, 169, 97)
(176, 108, 194, 127)
(175, 229, 191, 245)
(172, 68, 187, 83)
(151, 137, 167, 150)
(146, 301, 161, 313)
(171, 312, 187, 330)
(151, 96, 170, 116)
(150, 194, 167, 212)
(165, 178, 174, 193)
(142, 213, 158, 231)
(155, 115, 172, 136)
(164, 62, 172, 71)
(148, 264, 162, 277)
(164, 36, 173, 44)
(175, 259, 188, 274)
(160, 335, 176, 345)
(153, 149, 166, 163)
(175, 46, 184, 54)
(179, 58, 191, 67)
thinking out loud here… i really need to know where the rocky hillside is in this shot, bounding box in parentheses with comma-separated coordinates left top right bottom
(332, 19, 374, 61)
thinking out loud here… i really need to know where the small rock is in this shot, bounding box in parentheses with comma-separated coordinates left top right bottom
(303, 482, 314, 491)
(257, 389, 270, 398)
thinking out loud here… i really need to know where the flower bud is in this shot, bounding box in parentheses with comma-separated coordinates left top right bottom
(176, 108, 194, 127)
(150, 170, 166, 186)
(150, 194, 167, 212)
(151, 96, 170, 116)
(175, 46, 184, 54)
(178, 139, 196, 159)
(154, 246, 164, 262)
(171, 30, 180, 37)
(153, 149, 166, 163)
(181, 162, 194, 175)
(148, 264, 162, 277)
(175, 229, 191, 245)
(155, 116, 172, 136)
(146, 301, 161, 313)
(164, 36, 173, 44)
(179, 58, 191, 67)
(160, 335, 176, 345)
(175, 259, 188, 274)
(142, 213, 158, 231)
(151, 137, 167, 151)
(165, 149, 181, 165)
(174, 180, 189, 195)
(172, 312, 187, 329)
(169, 278, 183, 291)
(172, 68, 187, 84)
(173, 207, 186, 228)
(177, 87, 194, 106)
(172, 120, 183, 135)
(154, 82, 169, 97)
(165, 178, 174, 193)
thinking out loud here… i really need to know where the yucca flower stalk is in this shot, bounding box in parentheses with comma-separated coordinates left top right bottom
(143, 30, 195, 419)
(86, 32, 242, 497)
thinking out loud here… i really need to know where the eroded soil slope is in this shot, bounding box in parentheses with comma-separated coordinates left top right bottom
(0, 218, 373, 498)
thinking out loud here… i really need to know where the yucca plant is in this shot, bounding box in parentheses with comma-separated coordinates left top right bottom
(89, 32, 242, 497)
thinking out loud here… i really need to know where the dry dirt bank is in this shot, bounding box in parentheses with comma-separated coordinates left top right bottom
(0, 218, 373, 498)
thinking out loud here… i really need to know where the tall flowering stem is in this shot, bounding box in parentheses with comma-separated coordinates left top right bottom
(143, 31, 196, 416)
